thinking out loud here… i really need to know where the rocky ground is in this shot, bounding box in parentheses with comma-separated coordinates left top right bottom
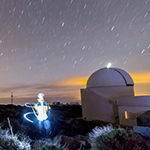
(0, 104, 150, 150)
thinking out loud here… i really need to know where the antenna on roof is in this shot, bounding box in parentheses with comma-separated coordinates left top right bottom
(107, 63, 111, 69)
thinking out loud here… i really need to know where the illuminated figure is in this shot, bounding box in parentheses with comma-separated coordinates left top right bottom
(34, 93, 51, 121)
(24, 93, 51, 136)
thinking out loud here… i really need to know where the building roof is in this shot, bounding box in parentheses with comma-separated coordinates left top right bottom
(87, 67, 134, 88)
(117, 96, 150, 106)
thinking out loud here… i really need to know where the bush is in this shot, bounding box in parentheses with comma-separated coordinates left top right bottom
(88, 124, 134, 150)
(40, 144, 63, 150)
(31, 139, 65, 150)
(0, 126, 31, 150)
(1, 118, 27, 134)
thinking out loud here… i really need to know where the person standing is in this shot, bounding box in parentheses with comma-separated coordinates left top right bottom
(33, 93, 51, 136)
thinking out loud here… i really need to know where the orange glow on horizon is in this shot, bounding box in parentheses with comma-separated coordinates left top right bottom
(57, 76, 88, 100)
(63, 73, 150, 97)
(130, 73, 150, 96)
(55, 73, 150, 99)
(2, 73, 150, 100)
(59, 76, 88, 87)
(131, 73, 150, 84)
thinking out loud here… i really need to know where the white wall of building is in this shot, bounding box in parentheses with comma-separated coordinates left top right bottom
(81, 89, 114, 122)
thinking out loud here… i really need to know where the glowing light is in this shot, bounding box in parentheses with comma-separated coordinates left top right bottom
(24, 93, 51, 123)
(24, 112, 34, 123)
(24, 102, 48, 122)
(24, 103, 37, 123)
(125, 111, 128, 119)
(111, 26, 115, 30)
(107, 63, 111, 68)
(38, 93, 44, 100)
(124, 111, 136, 119)
(141, 49, 145, 54)
(36, 105, 48, 121)
(62, 22, 65, 26)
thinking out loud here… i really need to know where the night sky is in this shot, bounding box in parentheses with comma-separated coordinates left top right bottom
(0, 0, 150, 104)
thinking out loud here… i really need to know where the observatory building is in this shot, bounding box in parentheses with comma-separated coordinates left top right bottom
(81, 68, 150, 126)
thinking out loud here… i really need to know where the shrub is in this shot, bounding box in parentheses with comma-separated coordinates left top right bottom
(88, 124, 134, 150)
(0, 126, 31, 150)
(31, 139, 64, 150)
(1, 118, 27, 134)
(33, 139, 64, 150)
(39, 144, 63, 150)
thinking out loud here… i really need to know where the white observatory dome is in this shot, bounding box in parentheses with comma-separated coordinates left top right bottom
(87, 68, 134, 88)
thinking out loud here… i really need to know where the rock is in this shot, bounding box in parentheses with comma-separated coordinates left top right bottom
(53, 135, 81, 150)
(74, 134, 91, 149)
(31, 139, 52, 150)
(137, 110, 150, 126)
(74, 134, 87, 141)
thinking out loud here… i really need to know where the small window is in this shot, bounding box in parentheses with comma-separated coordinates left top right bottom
(125, 111, 136, 120)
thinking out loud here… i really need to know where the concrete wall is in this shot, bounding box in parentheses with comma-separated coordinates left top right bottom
(118, 105, 150, 126)
(117, 96, 150, 106)
(81, 85, 150, 126)
(81, 89, 115, 123)
(117, 96, 150, 126)
(81, 86, 134, 124)
(88, 86, 134, 101)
